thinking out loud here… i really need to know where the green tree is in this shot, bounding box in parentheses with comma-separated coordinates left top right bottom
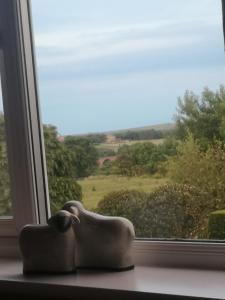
(64, 136, 98, 177)
(113, 141, 173, 176)
(175, 85, 225, 145)
(43, 125, 82, 212)
(166, 134, 225, 213)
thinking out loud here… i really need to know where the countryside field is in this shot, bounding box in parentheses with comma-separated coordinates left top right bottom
(95, 138, 164, 152)
(78, 175, 169, 210)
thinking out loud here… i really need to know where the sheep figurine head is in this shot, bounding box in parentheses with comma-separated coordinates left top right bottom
(47, 209, 80, 233)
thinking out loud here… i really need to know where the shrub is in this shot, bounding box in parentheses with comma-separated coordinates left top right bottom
(49, 177, 82, 213)
(97, 190, 146, 236)
(166, 134, 225, 211)
(97, 184, 208, 238)
(208, 210, 225, 239)
(140, 184, 208, 238)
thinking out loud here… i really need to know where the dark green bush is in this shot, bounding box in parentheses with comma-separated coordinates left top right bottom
(140, 184, 208, 238)
(97, 190, 147, 236)
(208, 210, 225, 239)
(97, 184, 208, 238)
(49, 177, 82, 213)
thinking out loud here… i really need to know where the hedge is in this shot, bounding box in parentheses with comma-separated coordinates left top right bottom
(97, 184, 208, 238)
(208, 210, 225, 240)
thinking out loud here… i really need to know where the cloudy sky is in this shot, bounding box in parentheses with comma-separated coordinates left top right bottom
(30, 0, 225, 135)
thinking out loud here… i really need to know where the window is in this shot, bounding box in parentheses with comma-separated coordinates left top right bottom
(0, 0, 224, 269)
(31, 0, 225, 242)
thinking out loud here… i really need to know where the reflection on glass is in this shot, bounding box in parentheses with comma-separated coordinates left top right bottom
(0, 77, 12, 217)
(31, 0, 225, 239)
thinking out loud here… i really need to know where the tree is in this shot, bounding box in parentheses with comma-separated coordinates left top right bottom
(166, 134, 225, 213)
(64, 136, 98, 178)
(113, 141, 173, 176)
(43, 125, 82, 212)
(175, 85, 225, 145)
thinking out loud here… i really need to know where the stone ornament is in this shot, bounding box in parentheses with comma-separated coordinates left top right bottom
(19, 210, 79, 274)
(19, 202, 135, 273)
(63, 201, 135, 271)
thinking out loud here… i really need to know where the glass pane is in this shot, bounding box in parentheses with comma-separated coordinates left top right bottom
(31, 0, 225, 239)
(0, 75, 12, 217)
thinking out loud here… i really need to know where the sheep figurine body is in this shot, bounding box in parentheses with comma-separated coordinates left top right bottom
(19, 210, 78, 274)
(63, 201, 135, 270)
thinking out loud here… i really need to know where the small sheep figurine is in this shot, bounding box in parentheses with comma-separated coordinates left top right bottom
(19, 210, 79, 274)
(63, 201, 135, 271)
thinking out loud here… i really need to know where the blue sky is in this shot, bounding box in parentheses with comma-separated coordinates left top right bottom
(30, 0, 225, 135)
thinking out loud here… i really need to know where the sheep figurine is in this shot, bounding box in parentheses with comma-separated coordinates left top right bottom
(63, 201, 135, 271)
(19, 210, 79, 274)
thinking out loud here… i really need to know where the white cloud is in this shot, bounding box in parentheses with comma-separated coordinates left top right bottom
(34, 16, 219, 67)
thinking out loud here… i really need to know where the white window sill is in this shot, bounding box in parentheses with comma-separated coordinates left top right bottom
(0, 259, 224, 299)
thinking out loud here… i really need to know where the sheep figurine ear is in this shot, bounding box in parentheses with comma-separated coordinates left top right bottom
(63, 201, 135, 271)
(19, 210, 76, 274)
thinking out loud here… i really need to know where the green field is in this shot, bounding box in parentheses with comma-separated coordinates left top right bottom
(95, 139, 164, 152)
(78, 175, 169, 210)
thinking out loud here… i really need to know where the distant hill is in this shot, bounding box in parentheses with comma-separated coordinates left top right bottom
(105, 123, 175, 135)
(70, 123, 175, 137)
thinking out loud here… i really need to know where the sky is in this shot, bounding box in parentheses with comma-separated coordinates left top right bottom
(29, 0, 225, 135)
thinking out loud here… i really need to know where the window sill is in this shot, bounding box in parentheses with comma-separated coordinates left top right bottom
(0, 259, 224, 300)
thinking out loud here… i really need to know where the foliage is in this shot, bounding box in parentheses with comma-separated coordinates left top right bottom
(97, 190, 147, 236)
(113, 139, 177, 176)
(115, 128, 176, 141)
(49, 177, 82, 213)
(97, 160, 113, 175)
(115, 129, 164, 140)
(142, 184, 208, 238)
(64, 136, 98, 177)
(96, 148, 116, 158)
(73, 133, 106, 144)
(44, 125, 75, 178)
(97, 184, 208, 238)
(43, 125, 82, 211)
(113, 142, 162, 176)
(175, 85, 225, 145)
(0, 113, 11, 216)
(208, 210, 225, 239)
(166, 134, 225, 211)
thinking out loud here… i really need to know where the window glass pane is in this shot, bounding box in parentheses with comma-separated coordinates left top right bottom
(0, 75, 12, 217)
(31, 0, 225, 240)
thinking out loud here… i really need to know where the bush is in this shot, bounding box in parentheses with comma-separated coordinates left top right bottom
(166, 134, 225, 212)
(97, 184, 208, 238)
(49, 177, 82, 213)
(97, 190, 146, 236)
(208, 210, 225, 239)
(140, 184, 208, 238)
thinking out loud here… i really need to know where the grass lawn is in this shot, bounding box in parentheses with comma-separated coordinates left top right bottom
(78, 175, 169, 210)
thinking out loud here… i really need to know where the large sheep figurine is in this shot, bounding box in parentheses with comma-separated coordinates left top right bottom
(19, 210, 79, 274)
(63, 201, 135, 271)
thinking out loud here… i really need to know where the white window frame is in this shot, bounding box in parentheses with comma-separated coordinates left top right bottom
(0, 0, 225, 270)
(0, 0, 49, 256)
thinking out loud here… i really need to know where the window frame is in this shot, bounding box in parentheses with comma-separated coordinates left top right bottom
(0, 0, 49, 255)
(0, 0, 225, 269)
